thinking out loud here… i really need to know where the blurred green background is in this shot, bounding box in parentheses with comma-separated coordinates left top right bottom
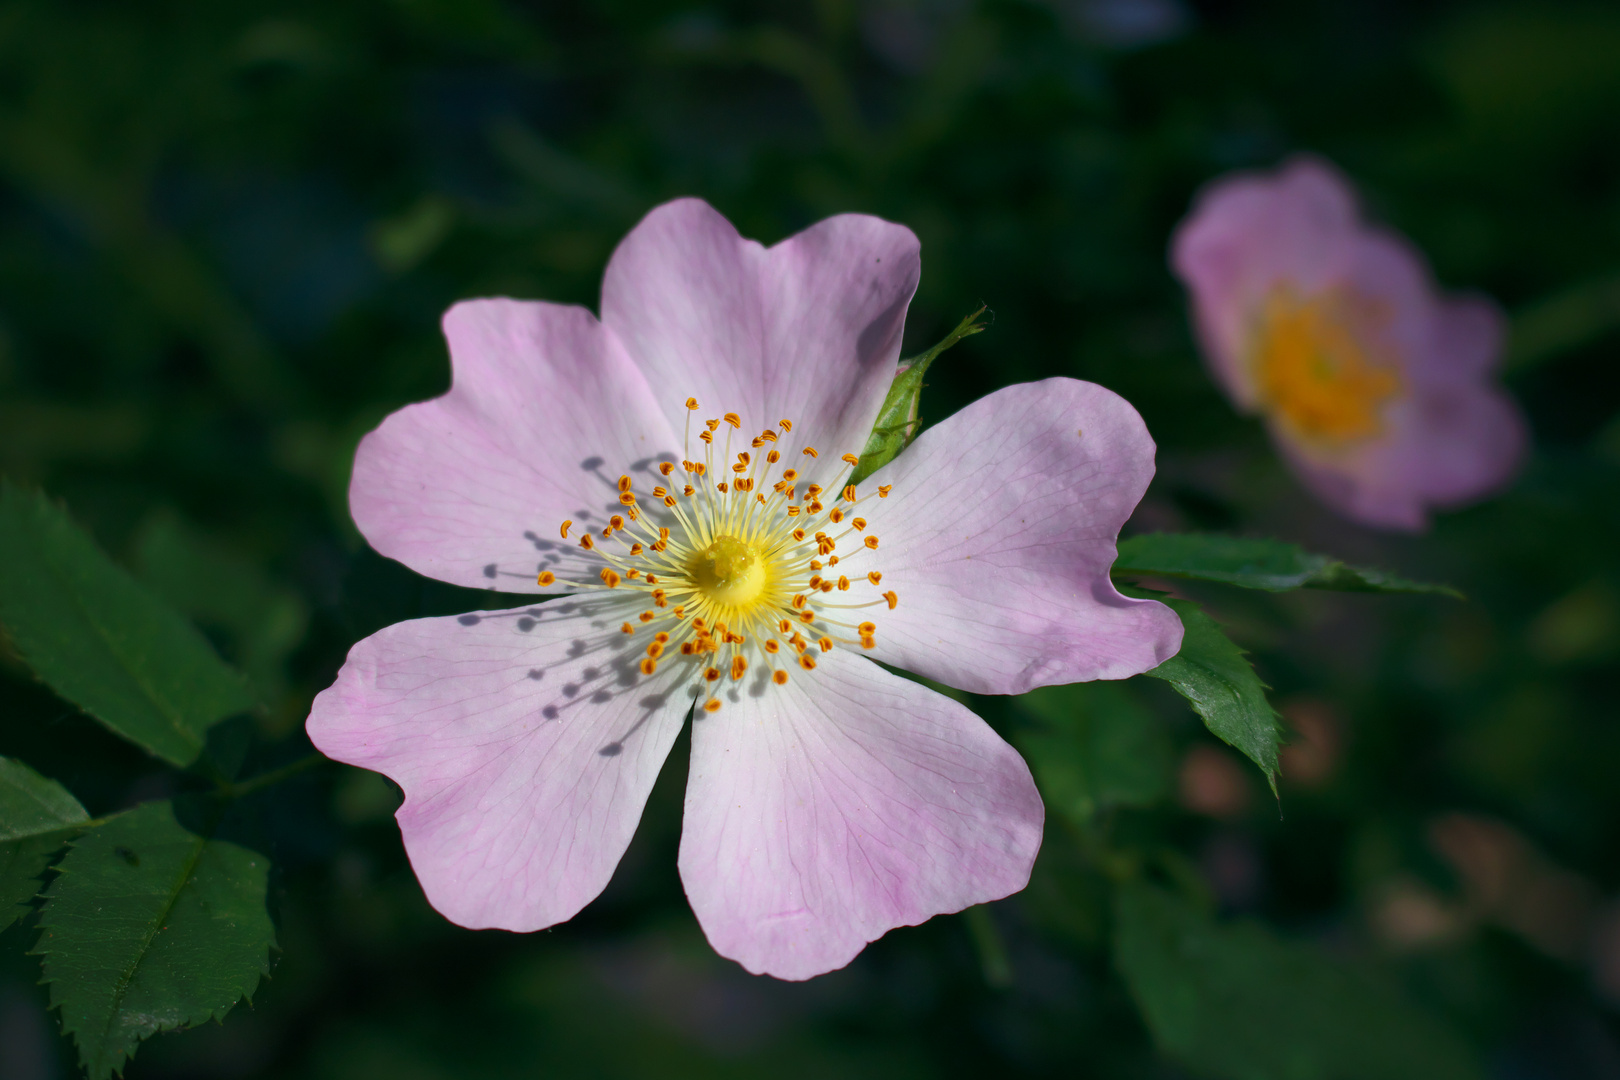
(2, 0, 1619, 1076)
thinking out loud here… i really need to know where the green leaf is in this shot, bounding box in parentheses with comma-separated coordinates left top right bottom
(34, 799, 275, 1080)
(1141, 593, 1283, 792)
(0, 483, 254, 767)
(1114, 882, 1482, 1080)
(1, 755, 90, 929)
(1114, 533, 1461, 598)
(1012, 681, 1172, 825)
(849, 305, 988, 484)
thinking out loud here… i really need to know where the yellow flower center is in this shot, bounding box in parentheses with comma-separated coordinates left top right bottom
(690, 535, 768, 607)
(538, 400, 900, 714)
(1252, 286, 1402, 446)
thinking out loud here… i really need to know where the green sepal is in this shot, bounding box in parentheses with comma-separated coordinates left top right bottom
(0, 483, 254, 769)
(33, 798, 275, 1080)
(1114, 532, 1462, 597)
(849, 305, 988, 484)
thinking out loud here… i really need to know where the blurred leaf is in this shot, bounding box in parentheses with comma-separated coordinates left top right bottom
(1114, 533, 1460, 597)
(0, 484, 254, 768)
(35, 799, 275, 1080)
(850, 305, 987, 484)
(1114, 882, 1482, 1080)
(1, 755, 89, 930)
(1013, 681, 1172, 825)
(134, 511, 308, 718)
(1140, 594, 1282, 792)
(1507, 270, 1620, 372)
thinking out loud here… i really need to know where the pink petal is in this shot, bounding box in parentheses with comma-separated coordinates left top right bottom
(854, 378, 1183, 695)
(600, 198, 920, 466)
(678, 647, 1043, 980)
(307, 596, 686, 931)
(350, 299, 679, 591)
(1170, 156, 1360, 408)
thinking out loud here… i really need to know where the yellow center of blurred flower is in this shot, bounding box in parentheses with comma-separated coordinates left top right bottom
(538, 401, 899, 714)
(1252, 287, 1402, 445)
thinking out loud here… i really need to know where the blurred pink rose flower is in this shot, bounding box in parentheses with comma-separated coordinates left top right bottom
(307, 198, 1181, 980)
(1171, 156, 1527, 531)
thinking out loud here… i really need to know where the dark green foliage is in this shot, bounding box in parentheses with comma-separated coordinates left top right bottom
(1114, 882, 1481, 1080)
(34, 800, 275, 1080)
(0, 484, 253, 767)
(1142, 595, 1283, 791)
(0, 755, 88, 930)
(1012, 681, 1173, 826)
(1114, 533, 1462, 597)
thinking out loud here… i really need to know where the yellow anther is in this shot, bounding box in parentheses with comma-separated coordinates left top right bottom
(829, 508, 844, 523)
(858, 622, 876, 635)
(792, 528, 806, 541)
(622, 622, 635, 634)
(664, 495, 677, 507)
(808, 501, 823, 514)
(705, 667, 721, 682)
(798, 653, 817, 670)
(779, 419, 793, 431)
(723, 412, 741, 429)
(537, 571, 556, 586)
(806, 484, 822, 498)
(764, 640, 780, 654)
(652, 588, 667, 607)
(852, 517, 867, 531)
(800, 610, 815, 623)
(730, 656, 747, 680)
(752, 437, 765, 448)
(599, 568, 621, 587)
(619, 492, 636, 506)
(699, 430, 713, 444)
(837, 576, 850, 591)
(646, 573, 660, 584)
(618, 475, 632, 493)
(786, 505, 801, 517)
(841, 453, 859, 466)
(716, 482, 729, 493)
(646, 642, 664, 659)
(868, 571, 883, 585)
(803, 447, 819, 458)
(883, 591, 898, 609)
(580, 534, 594, 550)
(659, 461, 675, 476)
(815, 637, 831, 652)
(672, 605, 685, 618)
(680, 642, 695, 655)
(601, 526, 613, 538)
(686, 397, 700, 410)
(779, 619, 792, 633)
(626, 569, 640, 579)
(654, 632, 670, 644)
(820, 582, 834, 593)
(704, 698, 722, 713)
(767, 450, 780, 463)
(773, 670, 789, 685)
(706, 418, 720, 432)
(865, 536, 879, 550)
(560, 520, 572, 538)
(843, 485, 856, 501)
(639, 611, 654, 623)
(782, 468, 798, 482)
(659, 527, 671, 542)
(639, 657, 659, 676)
(860, 634, 875, 649)
(791, 594, 807, 609)
(652, 486, 667, 498)
(609, 515, 624, 530)
(828, 555, 838, 566)
(878, 485, 892, 497)
(761, 430, 777, 443)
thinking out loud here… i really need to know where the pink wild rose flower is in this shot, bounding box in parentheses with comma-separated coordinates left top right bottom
(307, 198, 1183, 980)
(1170, 156, 1527, 531)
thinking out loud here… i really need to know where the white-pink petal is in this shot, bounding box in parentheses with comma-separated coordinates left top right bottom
(857, 378, 1183, 695)
(678, 647, 1043, 980)
(307, 596, 686, 932)
(350, 299, 678, 591)
(601, 198, 920, 475)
